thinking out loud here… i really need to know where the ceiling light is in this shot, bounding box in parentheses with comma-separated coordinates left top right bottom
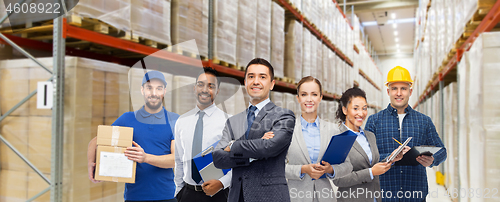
(396, 44, 400, 47)
(395, 38, 399, 42)
(397, 49, 401, 52)
(394, 31, 398, 36)
(393, 23, 397, 28)
(391, 13, 396, 19)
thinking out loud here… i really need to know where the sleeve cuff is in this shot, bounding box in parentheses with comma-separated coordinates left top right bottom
(369, 168, 374, 180)
(300, 173, 305, 179)
(326, 167, 336, 178)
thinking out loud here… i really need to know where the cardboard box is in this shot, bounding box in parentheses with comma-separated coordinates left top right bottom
(95, 125, 136, 183)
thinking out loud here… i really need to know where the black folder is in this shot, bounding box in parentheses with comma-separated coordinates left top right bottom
(395, 146, 443, 166)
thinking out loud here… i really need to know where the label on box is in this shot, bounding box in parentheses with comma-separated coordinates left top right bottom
(98, 151, 134, 178)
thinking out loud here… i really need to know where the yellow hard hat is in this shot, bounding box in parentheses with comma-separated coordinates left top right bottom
(385, 66, 413, 87)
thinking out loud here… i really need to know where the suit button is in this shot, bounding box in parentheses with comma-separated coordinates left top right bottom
(239, 177, 242, 181)
(244, 177, 248, 179)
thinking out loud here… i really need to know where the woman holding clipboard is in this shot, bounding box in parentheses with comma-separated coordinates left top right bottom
(284, 76, 353, 202)
(332, 87, 409, 202)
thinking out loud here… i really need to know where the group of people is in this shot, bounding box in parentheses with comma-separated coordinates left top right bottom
(87, 58, 447, 202)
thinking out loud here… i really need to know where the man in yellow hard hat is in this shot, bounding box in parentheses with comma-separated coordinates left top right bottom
(364, 66, 447, 202)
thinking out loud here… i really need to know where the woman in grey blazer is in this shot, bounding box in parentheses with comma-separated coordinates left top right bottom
(332, 87, 408, 202)
(285, 76, 353, 202)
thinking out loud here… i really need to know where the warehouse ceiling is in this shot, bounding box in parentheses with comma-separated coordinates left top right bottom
(340, 0, 419, 56)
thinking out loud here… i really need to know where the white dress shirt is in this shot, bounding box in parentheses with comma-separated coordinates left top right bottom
(174, 104, 232, 196)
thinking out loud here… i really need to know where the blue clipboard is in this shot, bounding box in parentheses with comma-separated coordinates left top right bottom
(192, 141, 230, 182)
(318, 130, 357, 179)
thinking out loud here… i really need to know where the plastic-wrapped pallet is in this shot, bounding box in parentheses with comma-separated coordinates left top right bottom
(0, 57, 130, 201)
(236, 0, 257, 67)
(467, 32, 500, 200)
(214, 0, 238, 65)
(315, 40, 323, 83)
(283, 93, 297, 117)
(171, 0, 209, 56)
(319, 99, 327, 121)
(457, 51, 470, 199)
(131, 0, 171, 46)
(270, 91, 284, 108)
(271, 2, 285, 78)
(289, 0, 302, 13)
(322, 45, 330, 93)
(255, 0, 271, 61)
(72, 0, 132, 32)
(444, 83, 459, 201)
(172, 76, 197, 115)
(302, 27, 312, 78)
(215, 82, 237, 115)
(284, 19, 303, 83)
(234, 86, 248, 114)
(336, 55, 343, 95)
(328, 101, 338, 123)
(328, 50, 336, 94)
(310, 36, 318, 79)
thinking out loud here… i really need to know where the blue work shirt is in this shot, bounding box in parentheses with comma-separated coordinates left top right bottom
(112, 106, 179, 201)
(365, 104, 447, 202)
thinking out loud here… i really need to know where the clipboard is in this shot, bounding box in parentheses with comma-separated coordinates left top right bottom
(192, 141, 230, 182)
(385, 137, 412, 163)
(317, 130, 357, 179)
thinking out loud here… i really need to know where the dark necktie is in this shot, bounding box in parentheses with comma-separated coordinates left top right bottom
(245, 106, 257, 139)
(191, 111, 205, 184)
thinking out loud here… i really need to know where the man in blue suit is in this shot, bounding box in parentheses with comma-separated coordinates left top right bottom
(213, 58, 296, 202)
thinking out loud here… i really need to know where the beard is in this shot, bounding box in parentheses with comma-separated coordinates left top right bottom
(145, 96, 163, 111)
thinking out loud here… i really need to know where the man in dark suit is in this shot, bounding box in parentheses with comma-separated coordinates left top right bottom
(213, 58, 296, 202)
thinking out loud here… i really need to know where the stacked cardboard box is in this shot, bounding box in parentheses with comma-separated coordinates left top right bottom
(0, 57, 130, 201)
(171, 0, 209, 56)
(72, 0, 172, 46)
(172, 76, 197, 115)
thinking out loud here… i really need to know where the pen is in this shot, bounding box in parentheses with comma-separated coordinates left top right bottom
(392, 137, 402, 145)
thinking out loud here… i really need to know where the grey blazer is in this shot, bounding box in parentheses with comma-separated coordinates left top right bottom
(333, 124, 381, 202)
(285, 117, 353, 202)
(213, 101, 296, 202)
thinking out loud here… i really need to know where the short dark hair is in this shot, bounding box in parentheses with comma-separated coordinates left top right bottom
(196, 67, 221, 87)
(297, 76, 323, 96)
(244, 58, 274, 81)
(336, 87, 367, 123)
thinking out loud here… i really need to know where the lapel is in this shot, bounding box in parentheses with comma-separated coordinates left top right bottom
(317, 118, 330, 162)
(248, 102, 275, 139)
(294, 118, 312, 164)
(340, 124, 371, 165)
(365, 131, 378, 165)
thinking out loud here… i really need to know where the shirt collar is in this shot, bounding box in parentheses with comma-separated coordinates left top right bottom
(301, 116, 320, 128)
(387, 103, 413, 115)
(342, 122, 365, 136)
(138, 106, 165, 119)
(248, 98, 271, 112)
(195, 103, 217, 117)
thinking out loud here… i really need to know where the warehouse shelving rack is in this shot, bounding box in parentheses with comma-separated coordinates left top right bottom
(414, 0, 500, 108)
(0, 1, 385, 201)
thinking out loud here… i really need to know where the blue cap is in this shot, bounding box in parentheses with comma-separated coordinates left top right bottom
(142, 71, 167, 86)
